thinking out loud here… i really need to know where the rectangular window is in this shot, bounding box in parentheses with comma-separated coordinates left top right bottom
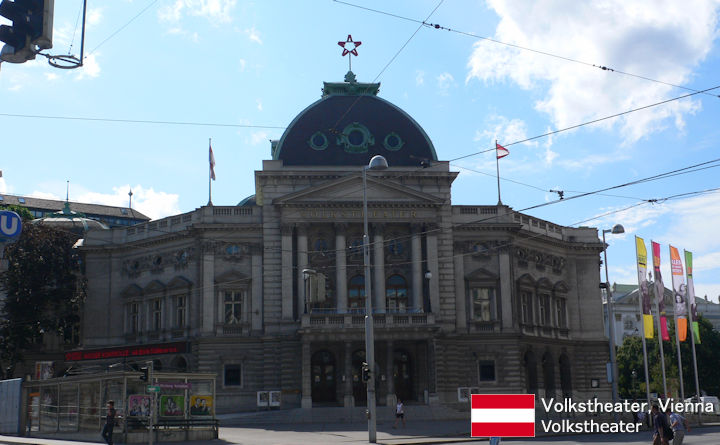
(224, 364, 242, 386)
(539, 293, 550, 326)
(478, 360, 496, 382)
(176, 295, 186, 328)
(130, 303, 139, 333)
(556, 298, 567, 328)
(521, 291, 532, 324)
(152, 299, 161, 331)
(224, 290, 243, 324)
(471, 287, 494, 321)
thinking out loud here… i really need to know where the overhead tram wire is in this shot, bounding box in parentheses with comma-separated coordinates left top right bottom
(334, 0, 720, 100)
(0, 113, 286, 130)
(86, 0, 161, 57)
(450, 84, 720, 162)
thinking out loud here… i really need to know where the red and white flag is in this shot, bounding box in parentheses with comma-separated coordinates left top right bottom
(471, 394, 535, 437)
(209, 144, 216, 180)
(496, 142, 509, 159)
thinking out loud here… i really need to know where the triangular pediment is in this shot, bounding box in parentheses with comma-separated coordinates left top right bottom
(273, 174, 444, 206)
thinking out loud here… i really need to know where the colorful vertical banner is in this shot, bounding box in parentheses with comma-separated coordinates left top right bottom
(684, 251, 701, 344)
(635, 237, 654, 338)
(652, 241, 670, 341)
(670, 246, 688, 342)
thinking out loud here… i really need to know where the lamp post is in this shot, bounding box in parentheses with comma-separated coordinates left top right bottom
(363, 154, 387, 443)
(602, 223, 624, 405)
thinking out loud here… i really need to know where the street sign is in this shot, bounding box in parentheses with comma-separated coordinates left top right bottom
(147, 385, 161, 393)
(0, 210, 22, 240)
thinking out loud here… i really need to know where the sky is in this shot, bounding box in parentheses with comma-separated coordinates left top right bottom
(1, 0, 719, 301)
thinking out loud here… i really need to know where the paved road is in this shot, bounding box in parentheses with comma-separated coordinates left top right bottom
(2, 423, 719, 445)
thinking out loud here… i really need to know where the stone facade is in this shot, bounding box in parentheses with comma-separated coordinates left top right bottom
(78, 74, 612, 412)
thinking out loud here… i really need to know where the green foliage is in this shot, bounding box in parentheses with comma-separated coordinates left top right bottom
(617, 316, 720, 399)
(0, 223, 84, 378)
(0, 204, 34, 221)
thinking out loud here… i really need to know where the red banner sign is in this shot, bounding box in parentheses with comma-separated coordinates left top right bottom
(65, 342, 187, 361)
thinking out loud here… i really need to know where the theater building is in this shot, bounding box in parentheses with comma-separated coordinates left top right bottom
(79, 72, 611, 412)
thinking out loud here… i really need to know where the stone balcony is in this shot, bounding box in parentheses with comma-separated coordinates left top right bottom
(300, 312, 435, 330)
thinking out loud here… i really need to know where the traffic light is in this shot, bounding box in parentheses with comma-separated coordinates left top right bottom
(140, 367, 148, 382)
(361, 362, 370, 382)
(0, 0, 53, 64)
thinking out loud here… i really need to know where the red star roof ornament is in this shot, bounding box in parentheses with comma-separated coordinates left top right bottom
(338, 34, 362, 57)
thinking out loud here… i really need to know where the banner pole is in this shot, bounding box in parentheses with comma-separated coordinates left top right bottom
(685, 250, 701, 406)
(635, 237, 652, 411)
(670, 246, 685, 401)
(652, 241, 669, 398)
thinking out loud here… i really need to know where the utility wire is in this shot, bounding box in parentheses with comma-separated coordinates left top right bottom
(450, 84, 720, 162)
(87, 0, 160, 57)
(0, 113, 286, 129)
(334, 0, 720, 99)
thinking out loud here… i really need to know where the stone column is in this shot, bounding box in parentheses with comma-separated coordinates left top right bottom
(344, 341, 354, 407)
(281, 225, 294, 320)
(373, 225, 385, 313)
(301, 340, 312, 409)
(411, 226, 423, 312)
(251, 245, 263, 333)
(386, 340, 395, 407)
(297, 225, 308, 316)
(201, 242, 215, 334)
(454, 246, 467, 330)
(498, 243, 514, 330)
(335, 224, 348, 313)
(427, 339, 439, 405)
(427, 230, 440, 315)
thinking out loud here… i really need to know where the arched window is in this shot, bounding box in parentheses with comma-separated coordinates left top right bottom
(348, 275, 365, 313)
(386, 275, 408, 313)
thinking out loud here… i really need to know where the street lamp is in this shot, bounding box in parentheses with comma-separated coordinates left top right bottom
(363, 154, 387, 443)
(602, 223, 624, 405)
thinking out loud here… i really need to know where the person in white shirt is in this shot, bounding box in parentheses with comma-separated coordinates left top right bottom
(393, 399, 405, 428)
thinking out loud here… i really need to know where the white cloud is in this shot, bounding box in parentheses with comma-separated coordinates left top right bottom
(466, 0, 719, 143)
(250, 131, 268, 146)
(256, 99, 263, 111)
(0, 177, 8, 193)
(27, 184, 180, 220)
(543, 147, 558, 165)
(75, 53, 101, 80)
(436, 72, 455, 95)
(238, 58, 246, 72)
(415, 70, 425, 86)
(245, 26, 262, 44)
(475, 114, 536, 149)
(86, 7, 104, 27)
(159, 0, 236, 25)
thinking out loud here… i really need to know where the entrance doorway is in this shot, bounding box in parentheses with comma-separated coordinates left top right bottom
(311, 350, 337, 403)
(394, 349, 413, 402)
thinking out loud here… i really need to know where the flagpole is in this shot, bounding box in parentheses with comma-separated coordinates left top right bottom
(208, 138, 213, 206)
(635, 237, 652, 411)
(684, 250, 701, 404)
(670, 246, 685, 401)
(495, 140, 502, 205)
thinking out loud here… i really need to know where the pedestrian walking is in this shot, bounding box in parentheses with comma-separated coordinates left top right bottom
(393, 399, 405, 428)
(651, 404, 673, 445)
(489, 437, 502, 445)
(668, 409, 690, 445)
(101, 400, 116, 445)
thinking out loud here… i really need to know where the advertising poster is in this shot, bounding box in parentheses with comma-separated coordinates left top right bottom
(127, 395, 152, 417)
(684, 251, 701, 343)
(669, 245, 687, 342)
(189, 395, 213, 416)
(651, 241, 670, 341)
(160, 395, 184, 417)
(635, 237, 653, 338)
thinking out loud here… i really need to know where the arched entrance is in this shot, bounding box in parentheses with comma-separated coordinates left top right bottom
(311, 350, 337, 403)
(559, 353, 572, 398)
(352, 350, 367, 405)
(394, 349, 413, 402)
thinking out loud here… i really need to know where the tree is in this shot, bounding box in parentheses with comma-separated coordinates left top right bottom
(617, 316, 720, 399)
(0, 222, 85, 378)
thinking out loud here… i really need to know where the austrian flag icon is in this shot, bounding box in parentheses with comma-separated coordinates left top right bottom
(471, 394, 536, 438)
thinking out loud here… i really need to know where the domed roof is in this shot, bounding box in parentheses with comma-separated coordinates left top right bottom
(273, 72, 437, 167)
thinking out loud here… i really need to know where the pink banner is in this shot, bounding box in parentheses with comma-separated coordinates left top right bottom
(652, 241, 670, 341)
(670, 246, 687, 342)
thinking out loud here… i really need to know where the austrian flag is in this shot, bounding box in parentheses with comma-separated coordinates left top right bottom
(471, 394, 536, 438)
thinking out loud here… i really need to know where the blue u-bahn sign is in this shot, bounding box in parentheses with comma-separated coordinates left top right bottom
(0, 210, 22, 241)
